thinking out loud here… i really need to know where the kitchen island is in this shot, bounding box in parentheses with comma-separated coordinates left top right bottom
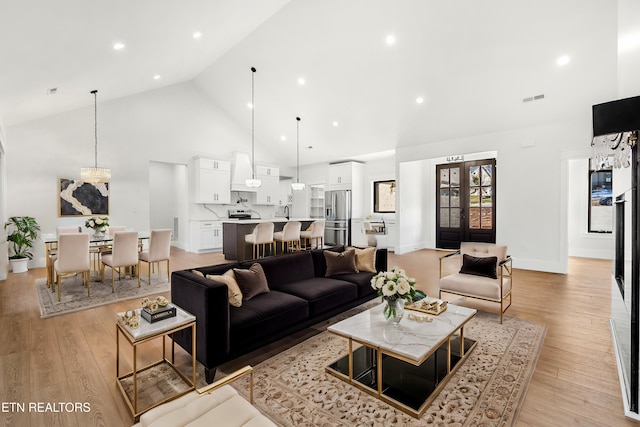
(222, 218, 318, 261)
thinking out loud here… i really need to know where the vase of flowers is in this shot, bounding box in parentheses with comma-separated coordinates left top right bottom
(371, 267, 424, 325)
(85, 216, 109, 238)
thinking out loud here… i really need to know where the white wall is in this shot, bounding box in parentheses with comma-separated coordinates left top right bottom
(5, 81, 279, 267)
(567, 158, 614, 259)
(396, 118, 594, 273)
(397, 159, 430, 254)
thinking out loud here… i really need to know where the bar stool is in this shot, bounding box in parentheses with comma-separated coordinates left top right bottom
(245, 222, 275, 259)
(273, 221, 302, 254)
(300, 221, 325, 250)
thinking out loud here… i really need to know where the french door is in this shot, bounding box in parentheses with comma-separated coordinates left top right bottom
(436, 159, 496, 249)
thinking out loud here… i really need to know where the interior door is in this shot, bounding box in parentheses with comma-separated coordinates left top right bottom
(436, 159, 496, 249)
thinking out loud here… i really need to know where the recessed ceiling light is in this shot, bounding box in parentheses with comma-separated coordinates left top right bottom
(556, 55, 570, 66)
(113, 42, 125, 50)
(47, 88, 58, 95)
(280, 135, 287, 141)
(153, 75, 161, 80)
(385, 34, 396, 45)
(247, 102, 253, 109)
(416, 97, 424, 104)
(297, 77, 306, 86)
(193, 32, 202, 39)
(332, 121, 339, 127)
(307, 145, 313, 149)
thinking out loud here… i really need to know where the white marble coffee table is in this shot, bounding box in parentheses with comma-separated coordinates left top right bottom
(326, 299, 477, 418)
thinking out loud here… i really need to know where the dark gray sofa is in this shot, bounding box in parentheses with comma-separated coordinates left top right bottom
(171, 246, 387, 383)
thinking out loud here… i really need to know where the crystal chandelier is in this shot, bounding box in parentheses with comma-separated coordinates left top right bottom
(81, 90, 111, 183)
(591, 131, 638, 170)
(245, 67, 262, 188)
(291, 116, 305, 191)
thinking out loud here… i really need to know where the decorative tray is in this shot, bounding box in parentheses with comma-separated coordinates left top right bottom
(406, 299, 448, 316)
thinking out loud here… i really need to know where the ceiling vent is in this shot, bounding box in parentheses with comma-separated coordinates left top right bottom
(523, 94, 545, 103)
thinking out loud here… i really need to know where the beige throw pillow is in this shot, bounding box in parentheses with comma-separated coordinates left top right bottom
(324, 248, 358, 276)
(205, 269, 244, 307)
(352, 246, 377, 273)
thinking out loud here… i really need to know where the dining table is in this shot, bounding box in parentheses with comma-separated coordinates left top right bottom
(43, 231, 150, 285)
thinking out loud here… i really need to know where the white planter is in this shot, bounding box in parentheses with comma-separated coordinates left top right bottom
(10, 258, 28, 273)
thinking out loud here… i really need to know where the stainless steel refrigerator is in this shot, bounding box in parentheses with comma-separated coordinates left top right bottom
(325, 190, 351, 246)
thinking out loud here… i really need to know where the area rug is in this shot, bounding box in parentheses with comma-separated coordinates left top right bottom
(35, 272, 170, 318)
(230, 311, 546, 426)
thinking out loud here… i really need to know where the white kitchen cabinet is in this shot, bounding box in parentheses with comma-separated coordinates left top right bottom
(189, 221, 222, 253)
(254, 165, 279, 205)
(194, 157, 231, 204)
(328, 162, 353, 189)
(385, 219, 397, 252)
(327, 161, 364, 218)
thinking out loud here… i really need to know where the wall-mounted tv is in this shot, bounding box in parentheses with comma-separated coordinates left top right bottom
(593, 95, 640, 137)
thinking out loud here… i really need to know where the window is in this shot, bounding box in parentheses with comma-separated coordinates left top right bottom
(589, 169, 613, 233)
(373, 180, 396, 213)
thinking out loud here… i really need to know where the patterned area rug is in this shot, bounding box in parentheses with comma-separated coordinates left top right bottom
(230, 311, 546, 426)
(35, 272, 170, 318)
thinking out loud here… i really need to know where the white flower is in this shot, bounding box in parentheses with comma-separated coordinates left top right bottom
(382, 281, 397, 297)
(95, 218, 103, 225)
(396, 277, 411, 295)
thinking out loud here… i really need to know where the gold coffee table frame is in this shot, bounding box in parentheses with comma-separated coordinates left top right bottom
(326, 302, 477, 418)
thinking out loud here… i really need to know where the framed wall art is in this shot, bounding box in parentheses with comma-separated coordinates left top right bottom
(59, 178, 109, 216)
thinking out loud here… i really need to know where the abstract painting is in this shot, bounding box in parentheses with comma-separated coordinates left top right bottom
(59, 178, 109, 216)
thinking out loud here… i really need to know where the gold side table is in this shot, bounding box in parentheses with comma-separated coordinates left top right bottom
(116, 305, 196, 421)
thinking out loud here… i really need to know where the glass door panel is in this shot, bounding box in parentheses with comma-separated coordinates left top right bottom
(436, 159, 496, 248)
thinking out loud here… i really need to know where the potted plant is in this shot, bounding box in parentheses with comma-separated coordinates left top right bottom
(4, 216, 40, 273)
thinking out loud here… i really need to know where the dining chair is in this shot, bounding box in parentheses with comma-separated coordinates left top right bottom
(101, 231, 140, 292)
(301, 221, 325, 250)
(138, 229, 172, 285)
(273, 221, 302, 254)
(245, 222, 275, 259)
(53, 233, 91, 302)
(47, 226, 83, 287)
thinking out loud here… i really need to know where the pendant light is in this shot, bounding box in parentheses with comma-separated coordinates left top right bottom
(291, 116, 305, 191)
(245, 67, 262, 188)
(80, 90, 111, 183)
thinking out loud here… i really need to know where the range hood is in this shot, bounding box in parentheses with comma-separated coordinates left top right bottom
(231, 151, 258, 192)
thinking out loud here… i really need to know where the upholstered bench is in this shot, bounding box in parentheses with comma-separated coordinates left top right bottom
(131, 366, 275, 427)
(438, 242, 512, 323)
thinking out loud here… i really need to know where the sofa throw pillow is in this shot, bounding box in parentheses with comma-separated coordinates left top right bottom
(324, 248, 358, 276)
(233, 263, 270, 301)
(206, 269, 243, 307)
(350, 246, 377, 273)
(459, 254, 498, 279)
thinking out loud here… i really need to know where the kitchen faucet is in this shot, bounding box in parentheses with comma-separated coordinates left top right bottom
(284, 205, 290, 220)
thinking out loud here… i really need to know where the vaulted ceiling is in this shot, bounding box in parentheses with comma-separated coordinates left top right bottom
(0, 0, 625, 166)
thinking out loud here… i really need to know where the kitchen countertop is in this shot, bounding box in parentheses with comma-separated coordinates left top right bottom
(221, 217, 321, 223)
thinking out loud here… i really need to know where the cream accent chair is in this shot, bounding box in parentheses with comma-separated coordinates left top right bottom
(245, 222, 275, 259)
(101, 231, 140, 292)
(300, 220, 324, 250)
(439, 242, 512, 323)
(53, 233, 91, 302)
(108, 226, 126, 234)
(131, 366, 276, 427)
(273, 221, 301, 254)
(138, 229, 172, 285)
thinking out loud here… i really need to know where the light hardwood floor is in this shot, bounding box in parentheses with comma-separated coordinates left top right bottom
(0, 248, 637, 426)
